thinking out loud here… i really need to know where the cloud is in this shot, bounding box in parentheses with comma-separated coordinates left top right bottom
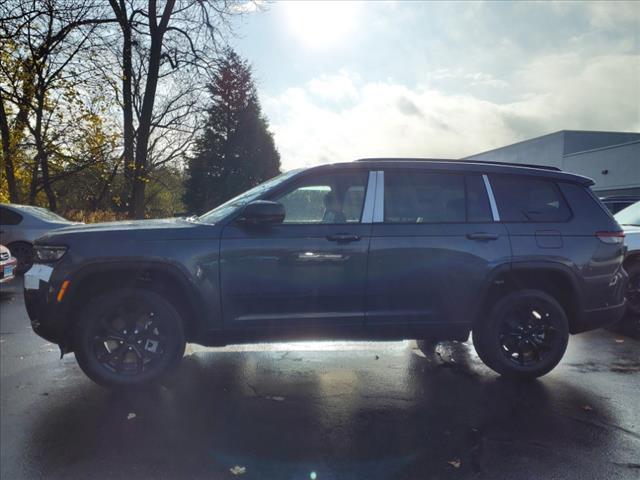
(306, 71, 360, 103)
(263, 53, 640, 171)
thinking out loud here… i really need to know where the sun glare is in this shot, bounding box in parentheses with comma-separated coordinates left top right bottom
(284, 1, 359, 50)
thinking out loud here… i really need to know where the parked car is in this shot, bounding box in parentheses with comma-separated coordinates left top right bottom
(614, 201, 640, 316)
(600, 195, 640, 214)
(0, 203, 78, 274)
(0, 245, 17, 285)
(23, 159, 627, 387)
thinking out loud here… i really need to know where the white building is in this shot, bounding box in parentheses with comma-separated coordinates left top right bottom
(466, 130, 640, 197)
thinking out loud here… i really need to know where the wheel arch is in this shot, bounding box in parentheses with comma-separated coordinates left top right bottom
(477, 262, 583, 334)
(63, 261, 208, 343)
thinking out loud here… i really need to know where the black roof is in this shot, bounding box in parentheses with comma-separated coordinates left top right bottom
(305, 158, 594, 186)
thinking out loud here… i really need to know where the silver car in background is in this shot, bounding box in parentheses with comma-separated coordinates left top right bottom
(0, 204, 78, 274)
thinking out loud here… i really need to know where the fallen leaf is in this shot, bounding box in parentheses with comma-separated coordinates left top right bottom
(375, 355, 380, 360)
(127, 412, 137, 420)
(614, 338, 625, 344)
(582, 405, 593, 411)
(447, 459, 461, 469)
(230, 466, 246, 475)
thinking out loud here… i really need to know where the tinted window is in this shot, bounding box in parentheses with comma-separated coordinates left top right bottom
(274, 171, 368, 224)
(491, 175, 571, 222)
(0, 207, 23, 225)
(466, 175, 493, 222)
(384, 172, 465, 223)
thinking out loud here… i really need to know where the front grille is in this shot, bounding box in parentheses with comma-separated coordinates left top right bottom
(0, 251, 9, 261)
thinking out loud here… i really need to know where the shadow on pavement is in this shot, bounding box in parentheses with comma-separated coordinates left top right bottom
(21, 340, 636, 480)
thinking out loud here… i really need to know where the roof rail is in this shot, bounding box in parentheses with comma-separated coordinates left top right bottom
(355, 158, 562, 172)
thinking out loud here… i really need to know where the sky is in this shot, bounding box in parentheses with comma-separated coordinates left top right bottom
(229, 1, 640, 171)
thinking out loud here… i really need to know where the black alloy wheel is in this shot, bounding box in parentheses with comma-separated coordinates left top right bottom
(91, 303, 167, 376)
(497, 303, 558, 367)
(473, 290, 569, 379)
(74, 289, 185, 387)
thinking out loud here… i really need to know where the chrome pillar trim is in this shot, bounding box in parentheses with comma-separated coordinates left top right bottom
(361, 171, 377, 223)
(373, 170, 385, 223)
(482, 174, 501, 222)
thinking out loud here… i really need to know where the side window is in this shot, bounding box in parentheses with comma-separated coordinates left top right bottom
(490, 175, 571, 222)
(466, 175, 493, 222)
(384, 172, 465, 223)
(273, 171, 368, 224)
(0, 207, 23, 226)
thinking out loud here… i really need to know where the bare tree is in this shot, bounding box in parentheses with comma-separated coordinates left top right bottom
(106, 0, 245, 218)
(0, 0, 115, 207)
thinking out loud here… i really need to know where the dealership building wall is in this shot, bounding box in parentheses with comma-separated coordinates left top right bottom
(465, 131, 640, 197)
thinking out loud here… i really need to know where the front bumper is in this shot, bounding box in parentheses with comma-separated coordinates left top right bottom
(24, 264, 68, 345)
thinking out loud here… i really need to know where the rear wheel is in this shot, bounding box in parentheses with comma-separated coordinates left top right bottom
(473, 290, 569, 379)
(74, 289, 186, 388)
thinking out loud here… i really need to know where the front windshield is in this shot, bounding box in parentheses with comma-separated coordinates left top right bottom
(614, 201, 640, 226)
(197, 169, 302, 224)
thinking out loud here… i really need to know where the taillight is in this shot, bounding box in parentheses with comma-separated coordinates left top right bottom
(595, 231, 625, 244)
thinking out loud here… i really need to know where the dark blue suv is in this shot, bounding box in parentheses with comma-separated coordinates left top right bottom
(24, 159, 628, 387)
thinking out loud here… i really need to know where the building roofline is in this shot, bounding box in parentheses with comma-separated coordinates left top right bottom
(463, 129, 640, 159)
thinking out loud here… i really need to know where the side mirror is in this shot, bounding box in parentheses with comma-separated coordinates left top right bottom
(238, 200, 285, 225)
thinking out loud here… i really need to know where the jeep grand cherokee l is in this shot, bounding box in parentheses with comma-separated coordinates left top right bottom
(23, 159, 628, 387)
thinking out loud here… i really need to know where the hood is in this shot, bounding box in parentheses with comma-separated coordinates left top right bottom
(35, 217, 212, 246)
(50, 218, 191, 234)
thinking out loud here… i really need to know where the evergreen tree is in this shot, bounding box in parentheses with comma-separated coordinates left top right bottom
(184, 49, 281, 214)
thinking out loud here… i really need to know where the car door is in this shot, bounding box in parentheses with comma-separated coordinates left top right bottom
(366, 170, 510, 328)
(220, 168, 374, 330)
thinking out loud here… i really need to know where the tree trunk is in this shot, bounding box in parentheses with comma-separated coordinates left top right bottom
(128, 0, 175, 219)
(0, 95, 20, 203)
(32, 95, 57, 210)
(121, 19, 135, 211)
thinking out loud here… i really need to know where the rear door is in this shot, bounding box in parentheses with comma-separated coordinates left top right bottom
(365, 170, 510, 327)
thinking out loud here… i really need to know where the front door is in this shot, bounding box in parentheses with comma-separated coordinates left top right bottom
(220, 169, 374, 330)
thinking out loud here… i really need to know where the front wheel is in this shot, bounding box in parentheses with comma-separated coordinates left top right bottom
(74, 289, 186, 388)
(473, 290, 569, 379)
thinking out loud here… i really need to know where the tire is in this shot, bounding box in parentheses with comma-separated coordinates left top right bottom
(8, 242, 33, 275)
(74, 288, 186, 388)
(473, 290, 569, 379)
(625, 261, 640, 316)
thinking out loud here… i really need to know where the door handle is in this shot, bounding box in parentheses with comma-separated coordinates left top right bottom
(327, 233, 361, 242)
(467, 232, 499, 241)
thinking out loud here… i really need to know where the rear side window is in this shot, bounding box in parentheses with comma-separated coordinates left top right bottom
(0, 207, 23, 225)
(384, 172, 465, 223)
(490, 175, 571, 222)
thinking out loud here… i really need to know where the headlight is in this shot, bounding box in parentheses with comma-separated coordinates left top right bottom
(34, 246, 67, 262)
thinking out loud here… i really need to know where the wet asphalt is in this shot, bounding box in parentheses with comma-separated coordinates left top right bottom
(1, 280, 639, 480)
